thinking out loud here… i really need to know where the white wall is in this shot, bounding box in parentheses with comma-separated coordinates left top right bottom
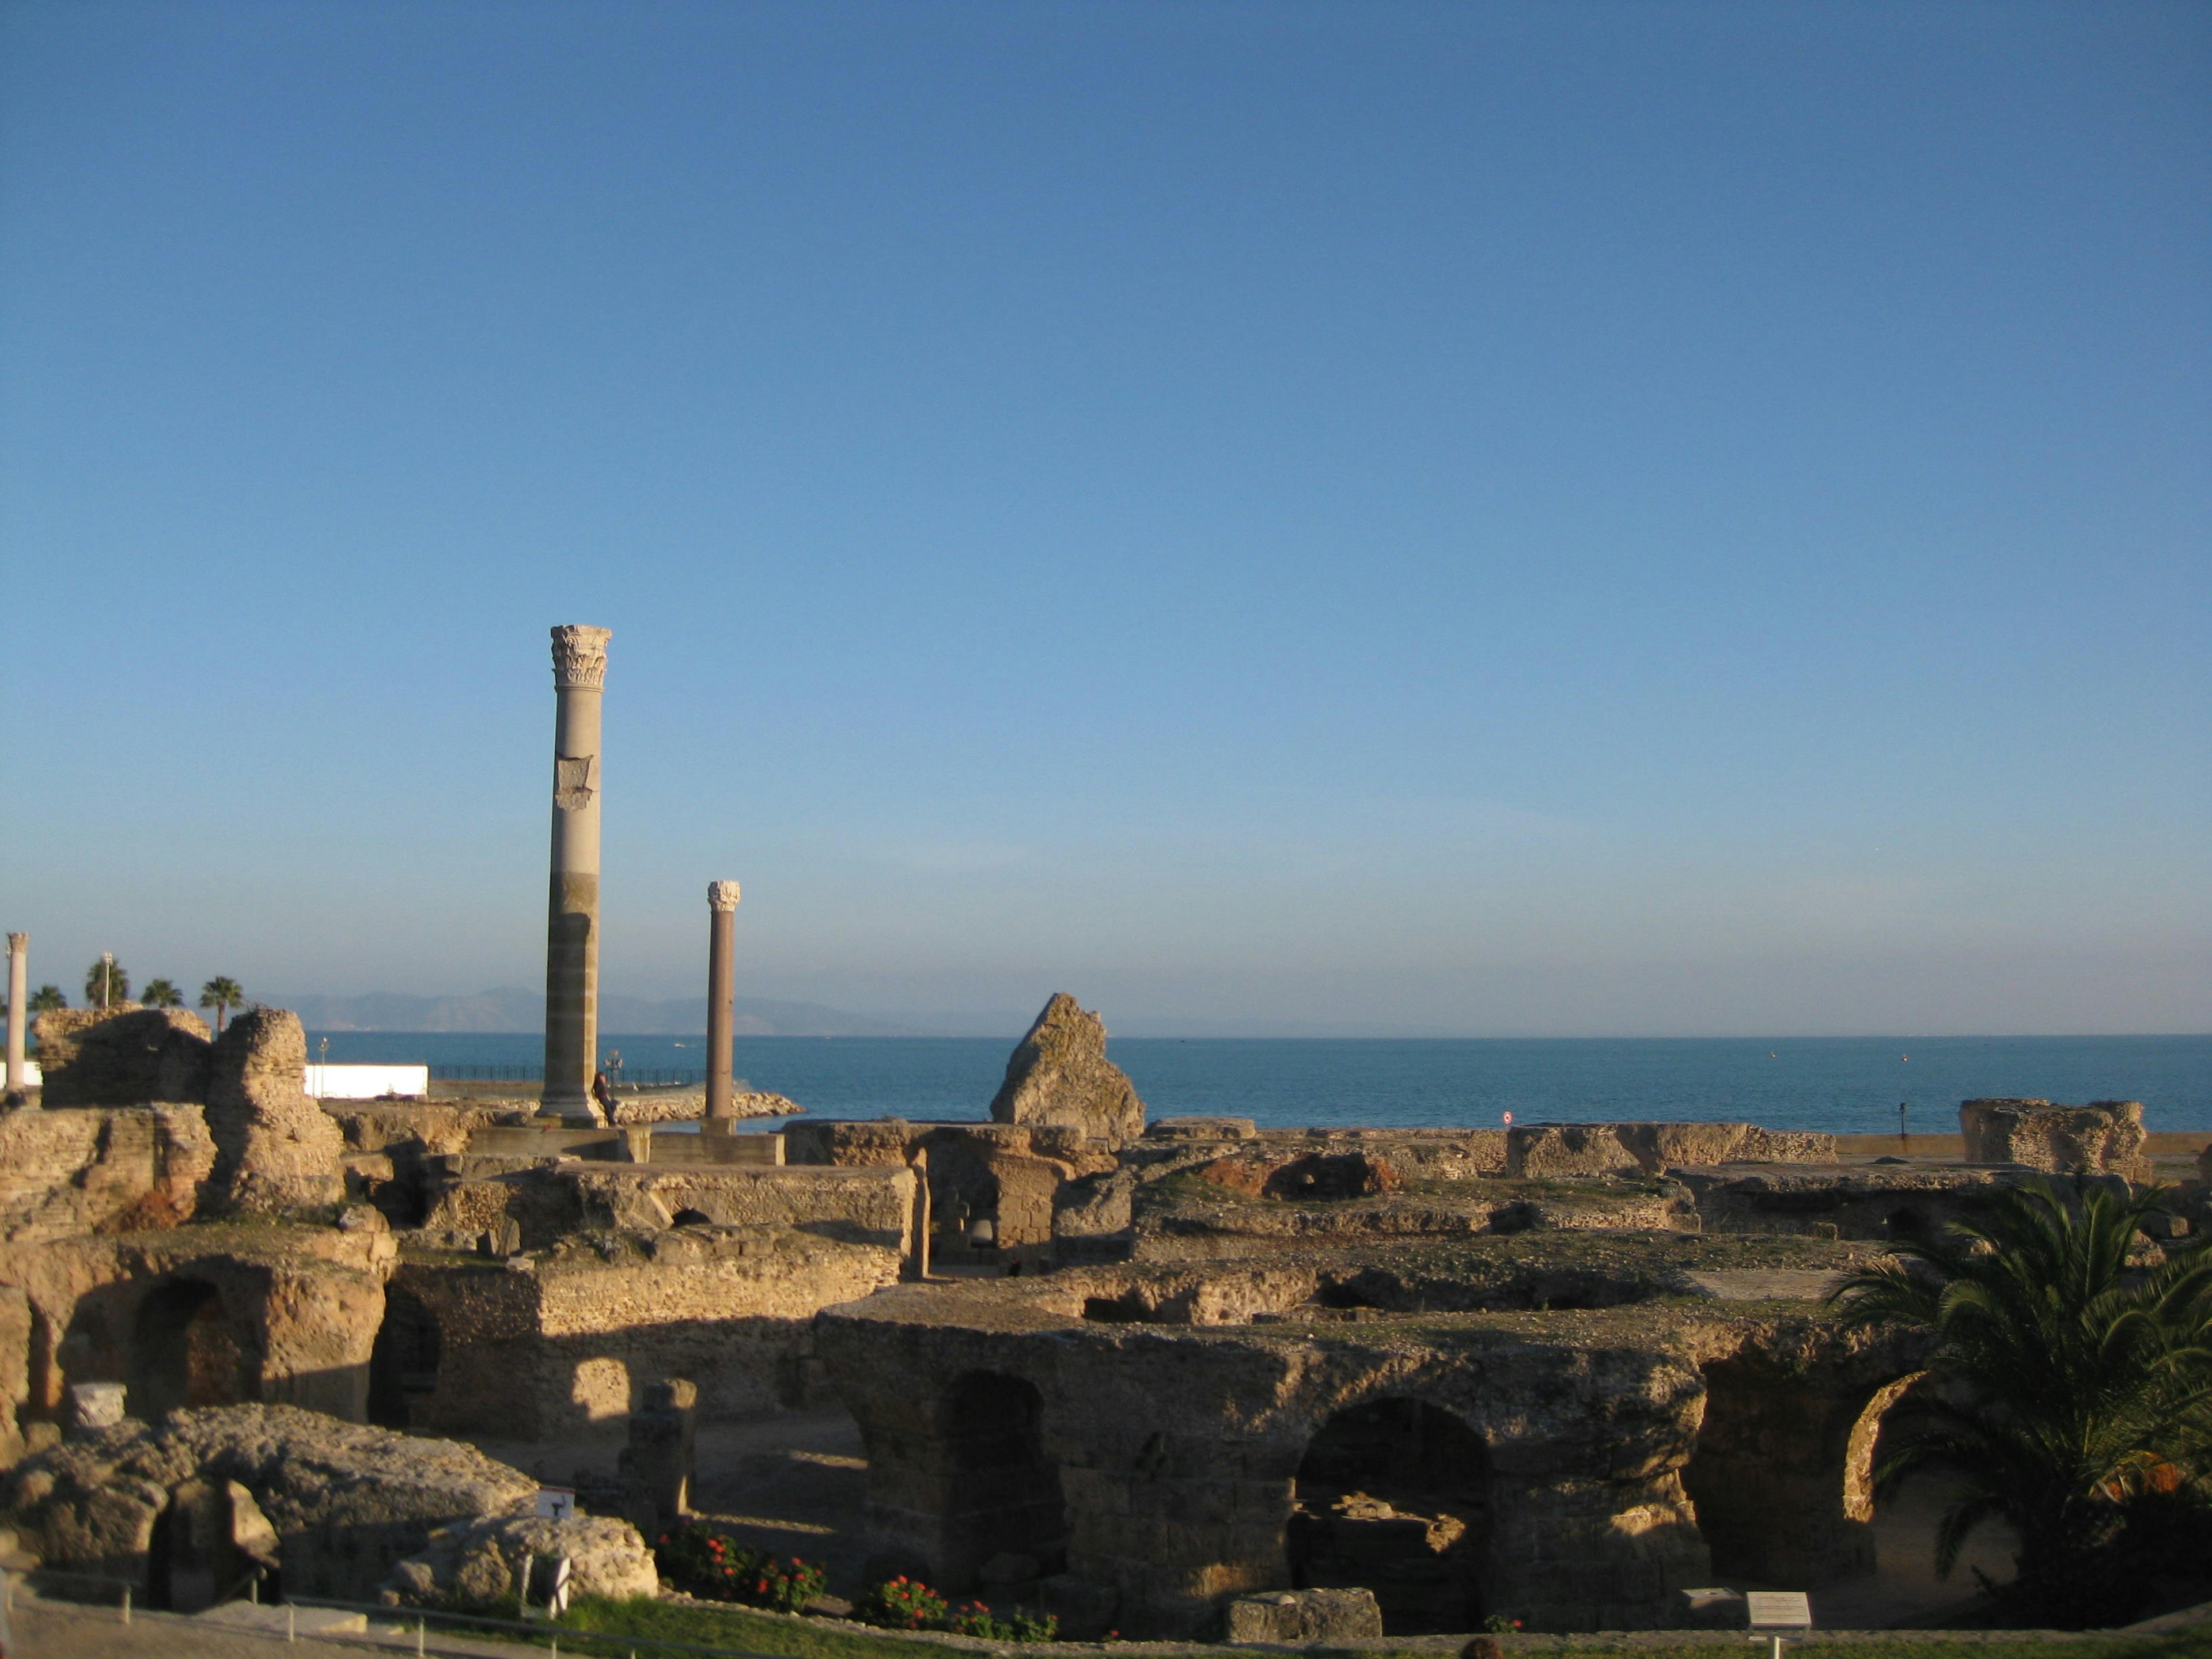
(306, 1063, 429, 1100)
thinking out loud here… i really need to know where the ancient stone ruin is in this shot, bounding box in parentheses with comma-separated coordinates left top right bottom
(1, 642, 2196, 1640)
(0, 985, 2201, 1639)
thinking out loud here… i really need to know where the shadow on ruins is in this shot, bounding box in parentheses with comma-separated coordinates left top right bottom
(0, 984, 2201, 1639)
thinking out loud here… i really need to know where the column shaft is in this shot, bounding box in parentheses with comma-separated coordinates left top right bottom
(704, 881, 740, 1124)
(5, 934, 25, 1096)
(543, 626, 610, 1117)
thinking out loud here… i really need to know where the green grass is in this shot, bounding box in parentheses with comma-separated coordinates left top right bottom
(1362, 1640, 2212, 1659)
(550, 1595, 951, 1659)
(441, 1596, 2212, 1659)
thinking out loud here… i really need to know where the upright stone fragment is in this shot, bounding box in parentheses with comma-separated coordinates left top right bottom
(988, 993, 1144, 1142)
(206, 1007, 345, 1213)
(544, 624, 611, 1121)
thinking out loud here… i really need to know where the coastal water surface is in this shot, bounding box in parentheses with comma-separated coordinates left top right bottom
(308, 1032, 2212, 1134)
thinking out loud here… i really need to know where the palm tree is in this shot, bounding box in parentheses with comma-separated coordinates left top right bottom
(199, 976, 245, 1035)
(82, 958, 129, 1007)
(28, 986, 65, 1014)
(1832, 1176, 2212, 1626)
(141, 979, 184, 1009)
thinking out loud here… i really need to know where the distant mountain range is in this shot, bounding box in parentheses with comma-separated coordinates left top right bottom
(275, 987, 907, 1037)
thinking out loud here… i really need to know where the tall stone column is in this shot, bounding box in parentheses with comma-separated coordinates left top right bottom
(704, 881, 741, 1126)
(543, 626, 611, 1119)
(5, 933, 26, 1097)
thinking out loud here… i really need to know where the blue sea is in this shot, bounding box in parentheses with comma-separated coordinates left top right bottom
(305, 1032, 2212, 1135)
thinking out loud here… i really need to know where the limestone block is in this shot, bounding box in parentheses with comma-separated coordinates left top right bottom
(67, 1382, 129, 1436)
(385, 1512, 656, 1608)
(1959, 1099, 2151, 1180)
(32, 1008, 213, 1107)
(1225, 1587, 1382, 1643)
(206, 1010, 345, 1213)
(989, 995, 1145, 1142)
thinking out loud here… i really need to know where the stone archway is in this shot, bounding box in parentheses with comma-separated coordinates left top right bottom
(130, 1279, 251, 1419)
(1843, 1372, 1927, 1524)
(366, 1287, 444, 1429)
(1290, 1397, 1490, 1634)
(1683, 1357, 1919, 1587)
(937, 1371, 1067, 1590)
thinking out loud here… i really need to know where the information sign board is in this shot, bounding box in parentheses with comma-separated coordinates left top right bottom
(1745, 1593, 1812, 1630)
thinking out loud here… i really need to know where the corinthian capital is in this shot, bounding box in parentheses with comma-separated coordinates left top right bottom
(708, 881, 742, 912)
(550, 625, 612, 689)
(5, 934, 23, 955)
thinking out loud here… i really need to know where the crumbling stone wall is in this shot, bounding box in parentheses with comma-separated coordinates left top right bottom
(0, 1107, 215, 1239)
(819, 1249, 1934, 1639)
(26, 1005, 344, 1219)
(1669, 1163, 2016, 1240)
(0, 1224, 392, 1428)
(388, 1224, 898, 1436)
(32, 1008, 213, 1108)
(820, 1283, 1728, 1635)
(1509, 1123, 1835, 1179)
(1959, 1098, 2152, 1181)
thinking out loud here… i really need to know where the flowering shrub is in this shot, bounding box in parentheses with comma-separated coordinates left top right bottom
(950, 1601, 1059, 1641)
(653, 1524, 826, 1612)
(1482, 1613, 1524, 1634)
(853, 1576, 951, 1630)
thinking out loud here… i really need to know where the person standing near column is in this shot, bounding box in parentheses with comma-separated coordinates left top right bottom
(703, 881, 740, 1131)
(5, 934, 26, 1101)
(543, 626, 611, 1120)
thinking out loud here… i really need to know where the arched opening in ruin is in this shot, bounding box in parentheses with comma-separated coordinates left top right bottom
(937, 1371, 1066, 1590)
(670, 1208, 713, 1228)
(1290, 1397, 1490, 1634)
(366, 1287, 443, 1429)
(1683, 1357, 1889, 1589)
(130, 1278, 250, 1419)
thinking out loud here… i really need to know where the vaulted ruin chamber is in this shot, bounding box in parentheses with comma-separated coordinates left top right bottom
(130, 1278, 251, 1418)
(937, 1370, 1067, 1590)
(1683, 1358, 1919, 1586)
(1290, 1397, 1490, 1634)
(366, 1287, 442, 1429)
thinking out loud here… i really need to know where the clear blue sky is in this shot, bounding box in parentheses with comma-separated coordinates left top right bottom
(2, 1, 2206, 1036)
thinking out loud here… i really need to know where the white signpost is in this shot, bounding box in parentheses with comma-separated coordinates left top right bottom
(1745, 1591, 1812, 1659)
(535, 1486, 577, 1521)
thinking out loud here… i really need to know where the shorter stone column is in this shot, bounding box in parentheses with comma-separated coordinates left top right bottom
(5, 933, 25, 1098)
(703, 881, 740, 1127)
(619, 1378, 698, 1536)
